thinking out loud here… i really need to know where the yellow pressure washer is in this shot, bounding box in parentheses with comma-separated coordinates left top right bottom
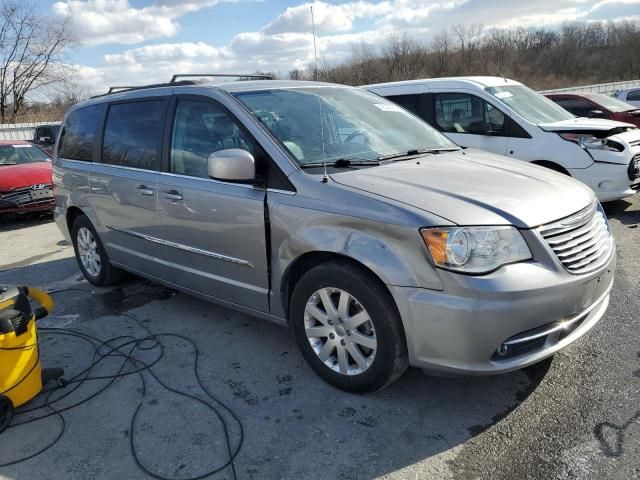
(0, 285, 63, 434)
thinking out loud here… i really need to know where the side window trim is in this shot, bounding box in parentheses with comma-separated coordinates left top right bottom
(99, 96, 170, 171)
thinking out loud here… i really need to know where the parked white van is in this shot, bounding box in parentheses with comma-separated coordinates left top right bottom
(365, 77, 640, 202)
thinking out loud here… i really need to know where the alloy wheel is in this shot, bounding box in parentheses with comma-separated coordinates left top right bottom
(304, 287, 377, 376)
(77, 226, 101, 277)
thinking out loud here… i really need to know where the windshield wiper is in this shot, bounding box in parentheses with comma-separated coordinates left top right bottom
(299, 158, 380, 169)
(378, 147, 460, 162)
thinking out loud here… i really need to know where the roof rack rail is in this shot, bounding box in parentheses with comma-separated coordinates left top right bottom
(169, 73, 274, 83)
(91, 80, 198, 98)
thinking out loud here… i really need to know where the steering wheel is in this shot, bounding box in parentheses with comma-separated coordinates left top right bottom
(345, 130, 369, 144)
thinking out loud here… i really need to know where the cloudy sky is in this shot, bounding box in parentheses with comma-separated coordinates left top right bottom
(39, 0, 640, 93)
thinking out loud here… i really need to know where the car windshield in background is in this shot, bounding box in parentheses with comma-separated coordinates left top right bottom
(486, 84, 575, 124)
(233, 87, 457, 166)
(584, 93, 638, 113)
(0, 145, 49, 166)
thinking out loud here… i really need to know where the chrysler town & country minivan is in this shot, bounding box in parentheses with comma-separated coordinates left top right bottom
(54, 78, 615, 392)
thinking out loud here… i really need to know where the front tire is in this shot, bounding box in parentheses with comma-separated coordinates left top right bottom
(290, 261, 408, 392)
(0, 395, 13, 433)
(71, 215, 124, 286)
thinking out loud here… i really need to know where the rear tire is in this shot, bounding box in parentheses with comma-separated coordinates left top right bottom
(71, 215, 124, 287)
(290, 261, 408, 392)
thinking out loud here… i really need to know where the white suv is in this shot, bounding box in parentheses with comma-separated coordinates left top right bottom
(365, 77, 640, 202)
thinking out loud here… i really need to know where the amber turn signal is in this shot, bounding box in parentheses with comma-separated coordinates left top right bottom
(420, 229, 448, 264)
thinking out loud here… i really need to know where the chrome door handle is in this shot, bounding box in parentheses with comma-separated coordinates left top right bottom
(163, 190, 183, 201)
(136, 184, 154, 196)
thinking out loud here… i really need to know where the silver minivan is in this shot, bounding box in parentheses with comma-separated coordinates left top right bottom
(53, 78, 616, 392)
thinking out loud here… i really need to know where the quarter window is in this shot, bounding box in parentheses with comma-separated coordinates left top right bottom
(627, 90, 640, 101)
(102, 100, 165, 170)
(435, 93, 507, 136)
(170, 99, 255, 179)
(58, 104, 104, 161)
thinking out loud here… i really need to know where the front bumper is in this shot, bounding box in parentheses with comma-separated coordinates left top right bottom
(390, 246, 616, 375)
(0, 186, 55, 214)
(569, 162, 636, 202)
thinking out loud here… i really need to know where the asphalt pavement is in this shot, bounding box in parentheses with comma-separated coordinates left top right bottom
(0, 197, 638, 480)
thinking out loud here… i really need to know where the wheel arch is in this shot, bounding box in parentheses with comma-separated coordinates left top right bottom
(66, 205, 85, 233)
(531, 160, 571, 175)
(280, 251, 400, 323)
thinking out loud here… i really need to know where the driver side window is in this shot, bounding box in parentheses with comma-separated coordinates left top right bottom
(435, 93, 507, 136)
(171, 98, 255, 179)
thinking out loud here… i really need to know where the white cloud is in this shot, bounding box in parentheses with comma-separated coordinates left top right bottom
(67, 0, 639, 93)
(53, 0, 226, 45)
(262, 1, 393, 34)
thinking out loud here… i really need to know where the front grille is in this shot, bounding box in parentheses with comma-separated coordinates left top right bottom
(629, 153, 640, 181)
(0, 185, 54, 210)
(539, 201, 613, 275)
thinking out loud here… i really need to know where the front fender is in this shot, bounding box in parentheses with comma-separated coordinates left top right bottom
(269, 203, 443, 318)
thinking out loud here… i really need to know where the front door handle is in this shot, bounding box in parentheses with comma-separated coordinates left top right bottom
(136, 184, 154, 196)
(163, 190, 183, 201)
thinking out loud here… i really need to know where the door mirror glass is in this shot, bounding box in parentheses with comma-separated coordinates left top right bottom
(207, 149, 255, 182)
(39, 136, 53, 145)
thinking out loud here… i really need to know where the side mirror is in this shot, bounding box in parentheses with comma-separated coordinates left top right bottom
(39, 136, 53, 145)
(207, 149, 255, 182)
(588, 110, 606, 119)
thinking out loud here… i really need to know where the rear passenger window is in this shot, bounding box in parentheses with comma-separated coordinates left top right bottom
(386, 94, 422, 117)
(58, 104, 104, 161)
(102, 100, 165, 170)
(170, 98, 255, 179)
(435, 93, 507, 136)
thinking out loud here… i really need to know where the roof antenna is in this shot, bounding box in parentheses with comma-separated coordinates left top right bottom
(311, 6, 319, 83)
(497, 69, 507, 83)
(311, 5, 328, 183)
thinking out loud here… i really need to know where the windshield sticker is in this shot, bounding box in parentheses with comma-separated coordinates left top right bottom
(494, 91, 513, 99)
(374, 103, 404, 112)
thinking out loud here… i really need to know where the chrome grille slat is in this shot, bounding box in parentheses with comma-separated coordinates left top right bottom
(539, 201, 613, 275)
(544, 214, 605, 246)
(555, 230, 608, 258)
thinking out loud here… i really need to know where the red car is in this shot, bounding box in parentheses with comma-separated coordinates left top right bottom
(545, 92, 640, 128)
(0, 141, 54, 215)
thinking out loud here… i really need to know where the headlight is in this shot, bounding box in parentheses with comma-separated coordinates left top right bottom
(558, 132, 623, 152)
(420, 226, 532, 274)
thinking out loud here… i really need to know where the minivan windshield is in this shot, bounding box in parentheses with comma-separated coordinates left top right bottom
(233, 87, 457, 166)
(583, 93, 637, 113)
(486, 84, 575, 124)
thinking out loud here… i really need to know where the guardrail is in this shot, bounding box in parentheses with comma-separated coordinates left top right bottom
(539, 79, 640, 96)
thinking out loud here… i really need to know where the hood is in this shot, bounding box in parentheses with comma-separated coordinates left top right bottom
(539, 117, 635, 132)
(330, 149, 594, 228)
(0, 162, 52, 191)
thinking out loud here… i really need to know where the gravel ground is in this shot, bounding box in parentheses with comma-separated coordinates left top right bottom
(0, 195, 638, 480)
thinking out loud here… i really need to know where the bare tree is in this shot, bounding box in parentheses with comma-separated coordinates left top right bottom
(0, 1, 74, 122)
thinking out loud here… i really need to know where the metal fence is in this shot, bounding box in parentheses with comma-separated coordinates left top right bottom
(0, 121, 60, 141)
(539, 79, 640, 96)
